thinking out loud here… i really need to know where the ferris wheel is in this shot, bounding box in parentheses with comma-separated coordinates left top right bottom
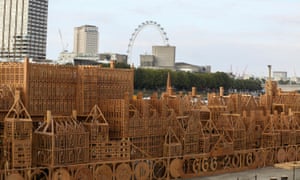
(126, 20, 170, 65)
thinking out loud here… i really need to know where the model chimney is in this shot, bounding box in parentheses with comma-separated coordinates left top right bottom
(110, 60, 115, 69)
(220, 87, 224, 97)
(192, 87, 197, 97)
(46, 110, 52, 125)
(268, 65, 272, 81)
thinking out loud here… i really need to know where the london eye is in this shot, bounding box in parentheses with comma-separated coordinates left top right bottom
(127, 20, 170, 65)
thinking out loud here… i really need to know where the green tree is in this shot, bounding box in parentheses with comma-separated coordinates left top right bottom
(133, 68, 262, 92)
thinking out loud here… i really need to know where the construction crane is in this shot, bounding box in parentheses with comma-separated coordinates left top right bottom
(292, 68, 298, 84)
(58, 29, 68, 52)
(242, 65, 248, 79)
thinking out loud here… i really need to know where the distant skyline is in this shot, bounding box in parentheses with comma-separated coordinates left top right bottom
(47, 0, 300, 77)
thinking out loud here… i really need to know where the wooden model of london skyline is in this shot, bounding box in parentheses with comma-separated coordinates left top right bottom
(1, 59, 300, 179)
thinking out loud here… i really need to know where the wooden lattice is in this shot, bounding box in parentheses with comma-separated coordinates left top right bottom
(215, 113, 246, 150)
(34, 111, 89, 166)
(4, 91, 32, 169)
(96, 139, 130, 161)
(163, 127, 182, 157)
(2, 60, 300, 179)
(83, 105, 109, 161)
(0, 59, 134, 116)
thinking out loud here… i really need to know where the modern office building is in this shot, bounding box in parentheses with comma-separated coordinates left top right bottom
(175, 62, 211, 73)
(152, 45, 175, 68)
(0, 0, 48, 61)
(100, 53, 128, 64)
(140, 55, 155, 67)
(73, 25, 99, 56)
(140, 45, 211, 73)
(140, 45, 176, 70)
(273, 71, 288, 81)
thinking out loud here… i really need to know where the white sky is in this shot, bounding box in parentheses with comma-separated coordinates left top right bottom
(47, 0, 300, 77)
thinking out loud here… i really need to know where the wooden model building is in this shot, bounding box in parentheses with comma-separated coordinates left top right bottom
(1, 59, 300, 179)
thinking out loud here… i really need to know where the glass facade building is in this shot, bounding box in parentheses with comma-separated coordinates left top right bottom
(0, 0, 48, 61)
(73, 25, 99, 56)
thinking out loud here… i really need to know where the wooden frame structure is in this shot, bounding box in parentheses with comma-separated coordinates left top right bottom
(1, 60, 300, 179)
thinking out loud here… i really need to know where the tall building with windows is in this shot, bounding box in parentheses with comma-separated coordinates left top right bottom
(0, 0, 48, 61)
(140, 45, 176, 70)
(152, 45, 175, 68)
(73, 25, 99, 56)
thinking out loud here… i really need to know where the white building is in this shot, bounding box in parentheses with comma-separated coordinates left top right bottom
(73, 25, 99, 56)
(140, 45, 211, 73)
(140, 45, 176, 70)
(291, 76, 300, 84)
(152, 45, 175, 68)
(100, 53, 128, 64)
(273, 71, 288, 81)
(175, 62, 211, 73)
(57, 51, 76, 65)
(0, 0, 48, 61)
(140, 55, 155, 67)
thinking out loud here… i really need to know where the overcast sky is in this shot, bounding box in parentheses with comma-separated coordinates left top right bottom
(47, 0, 300, 77)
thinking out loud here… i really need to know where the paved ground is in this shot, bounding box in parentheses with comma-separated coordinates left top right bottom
(190, 167, 300, 180)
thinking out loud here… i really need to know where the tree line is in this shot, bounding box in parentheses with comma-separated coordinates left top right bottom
(134, 68, 262, 93)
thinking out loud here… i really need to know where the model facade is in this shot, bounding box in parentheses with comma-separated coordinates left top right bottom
(0, 60, 299, 179)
